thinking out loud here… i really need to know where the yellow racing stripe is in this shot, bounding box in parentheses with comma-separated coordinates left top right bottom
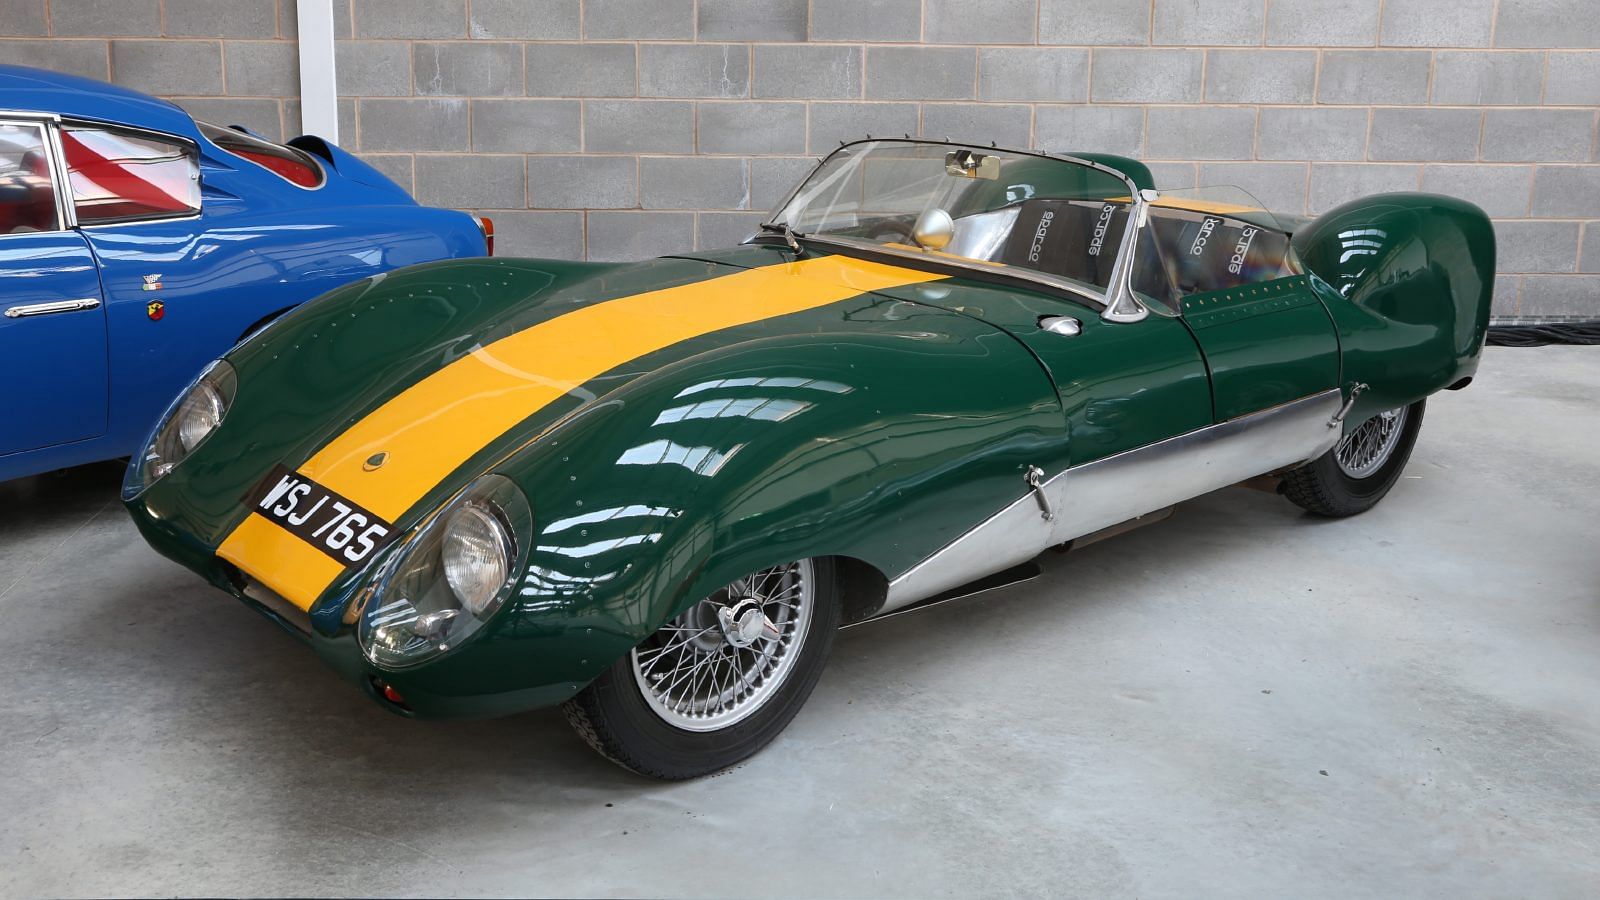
(217, 254, 947, 610)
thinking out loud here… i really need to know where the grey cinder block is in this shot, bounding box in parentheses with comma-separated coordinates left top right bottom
(1153, 0, 1265, 46)
(353, 0, 465, 39)
(1039, 0, 1151, 46)
(925, 0, 1035, 44)
(1580, 223, 1600, 274)
(1491, 274, 1519, 316)
(1144, 107, 1257, 161)
(810, 0, 920, 42)
(1482, 109, 1595, 163)
(528, 155, 638, 209)
(977, 49, 1089, 103)
(1367, 108, 1482, 162)
(471, 99, 582, 153)
(414, 153, 525, 209)
(112, 40, 223, 95)
(1494, 220, 1581, 274)
(1518, 274, 1600, 317)
(1145, 161, 1198, 190)
(1265, 0, 1381, 46)
(224, 41, 298, 98)
(165, 0, 278, 38)
(1257, 107, 1370, 161)
(753, 45, 861, 100)
(336, 41, 412, 98)
(1196, 162, 1310, 215)
(698, 101, 806, 154)
(1308, 163, 1420, 212)
(359, 98, 470, 151)
(1431, 51, 1544, 106)
(1091, 49, 1203, 104)
(1545, 52, 1600, 106)
(1531, 165, 1600, 217)
(356, 153, 414, 194)
(751, 156, 816, 210)
(1493, 0, 1600, 50)
(1380, 0, 1495, 47)
(489, 210, 584, 259)
(0, 39, 108, 79)
(696, 0, 807, 42)
(920, 103, 1031, 150)
(641, 156, 750, 210)
(866, 47, 977, 101)
(584, 100, 694, 153)
(584, 0, 692, 39)
(50, 0, 159, 36)
(413, 41, 522, 97)
(586, 210, 696, 261)
(1036, 105, 1145, 158)
(807, 102, 920, 154)
(1318, 50, 1431, 105)
(1204, 50, 1317, 104)
(697, 212, 767, 250)
(0, 0, 46, 36)
(527, 43, 636, 98)
(469, 0, 580, 40)
(1420, 165, 1533, 218)
(642, 43, 750, 99)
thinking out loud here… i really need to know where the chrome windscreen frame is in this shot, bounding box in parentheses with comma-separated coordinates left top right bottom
(757, 138, 1156, 323)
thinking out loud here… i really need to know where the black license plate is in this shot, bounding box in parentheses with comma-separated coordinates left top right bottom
(244, 464, 397, 566)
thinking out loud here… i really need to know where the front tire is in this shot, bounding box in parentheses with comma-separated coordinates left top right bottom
(1282, 400, 1426, 517)
(562, 558, 840, 779)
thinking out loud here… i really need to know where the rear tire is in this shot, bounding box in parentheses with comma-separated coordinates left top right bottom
(1282, 400, 1426, 517)
(562, 558, 840, 779)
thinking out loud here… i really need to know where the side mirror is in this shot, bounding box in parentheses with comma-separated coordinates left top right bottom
(912, 207, 954, 252)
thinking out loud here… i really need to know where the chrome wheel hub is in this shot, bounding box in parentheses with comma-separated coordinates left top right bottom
(1335, 405, 1408, 479)
(631, 560, 814, 732)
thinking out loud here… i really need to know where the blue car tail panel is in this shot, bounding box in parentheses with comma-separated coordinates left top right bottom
(0, 231, 108, 454)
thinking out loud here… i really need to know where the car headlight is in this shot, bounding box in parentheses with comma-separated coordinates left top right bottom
(358, 474, 531, 669)
(123, 359, 237, 499)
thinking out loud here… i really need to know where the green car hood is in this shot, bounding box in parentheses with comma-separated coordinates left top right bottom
(136, 247, 1057, 617)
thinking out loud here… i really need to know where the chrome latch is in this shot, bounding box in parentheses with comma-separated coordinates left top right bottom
(1329, 382, 1369, 427)
(1025, 465, 1054, 521)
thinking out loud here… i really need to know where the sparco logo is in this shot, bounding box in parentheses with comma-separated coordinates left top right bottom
(1087, 204, 1115, 257)
(1190, 217, 1219, 256)
(1028, 210, 1054, 262)
(1228, 226, 1259, 275)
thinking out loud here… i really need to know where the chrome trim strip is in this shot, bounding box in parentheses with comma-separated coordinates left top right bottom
(880, 389, 1343, 614)
(4, 298, 101, 318)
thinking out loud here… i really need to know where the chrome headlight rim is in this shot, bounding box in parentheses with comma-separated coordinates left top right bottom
(122, 358, 237, 500)
(356, 473, 531, 671)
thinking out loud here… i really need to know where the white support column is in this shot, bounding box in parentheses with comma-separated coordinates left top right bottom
(295, 0, 339, 142)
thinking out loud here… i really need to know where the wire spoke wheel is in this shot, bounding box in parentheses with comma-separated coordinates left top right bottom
(1335, 405, 1409, 479)
(630, 560, 815, 732)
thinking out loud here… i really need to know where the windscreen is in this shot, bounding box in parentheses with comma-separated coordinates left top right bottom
(771, 141, 1135, 291)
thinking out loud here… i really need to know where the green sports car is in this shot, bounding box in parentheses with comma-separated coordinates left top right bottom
(123, 140, 1494, 778)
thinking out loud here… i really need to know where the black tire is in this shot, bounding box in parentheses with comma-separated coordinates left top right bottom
(562, 557, 841, 779)
(1282, 399, 1426, 517)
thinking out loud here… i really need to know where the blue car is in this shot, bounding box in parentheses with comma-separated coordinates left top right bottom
(0, 65, 490, 483)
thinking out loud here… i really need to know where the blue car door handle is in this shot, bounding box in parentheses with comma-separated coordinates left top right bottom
(3, 298, 101, 319)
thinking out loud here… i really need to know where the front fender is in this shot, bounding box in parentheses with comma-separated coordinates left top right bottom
(471, 297, 1063, 694)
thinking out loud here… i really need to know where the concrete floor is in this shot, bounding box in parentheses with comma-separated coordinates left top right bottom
(2, 347, 1598, 899)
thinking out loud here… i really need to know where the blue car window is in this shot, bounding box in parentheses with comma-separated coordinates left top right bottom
(0, 122, 60, 234)
(62, 125, 199, 225)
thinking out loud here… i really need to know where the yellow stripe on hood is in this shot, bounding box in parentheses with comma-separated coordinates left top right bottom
(218, 254, 947, 610)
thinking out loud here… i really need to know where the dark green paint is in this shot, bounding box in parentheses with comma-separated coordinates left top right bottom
(123, 189, 1493, 721)
(1293, 192, 1495, 423)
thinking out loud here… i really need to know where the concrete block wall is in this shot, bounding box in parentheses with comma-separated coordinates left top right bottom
(3, 0, 1597, 316)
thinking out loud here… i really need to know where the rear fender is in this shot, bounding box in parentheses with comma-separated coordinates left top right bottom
(1292, 192, 1495, 421)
